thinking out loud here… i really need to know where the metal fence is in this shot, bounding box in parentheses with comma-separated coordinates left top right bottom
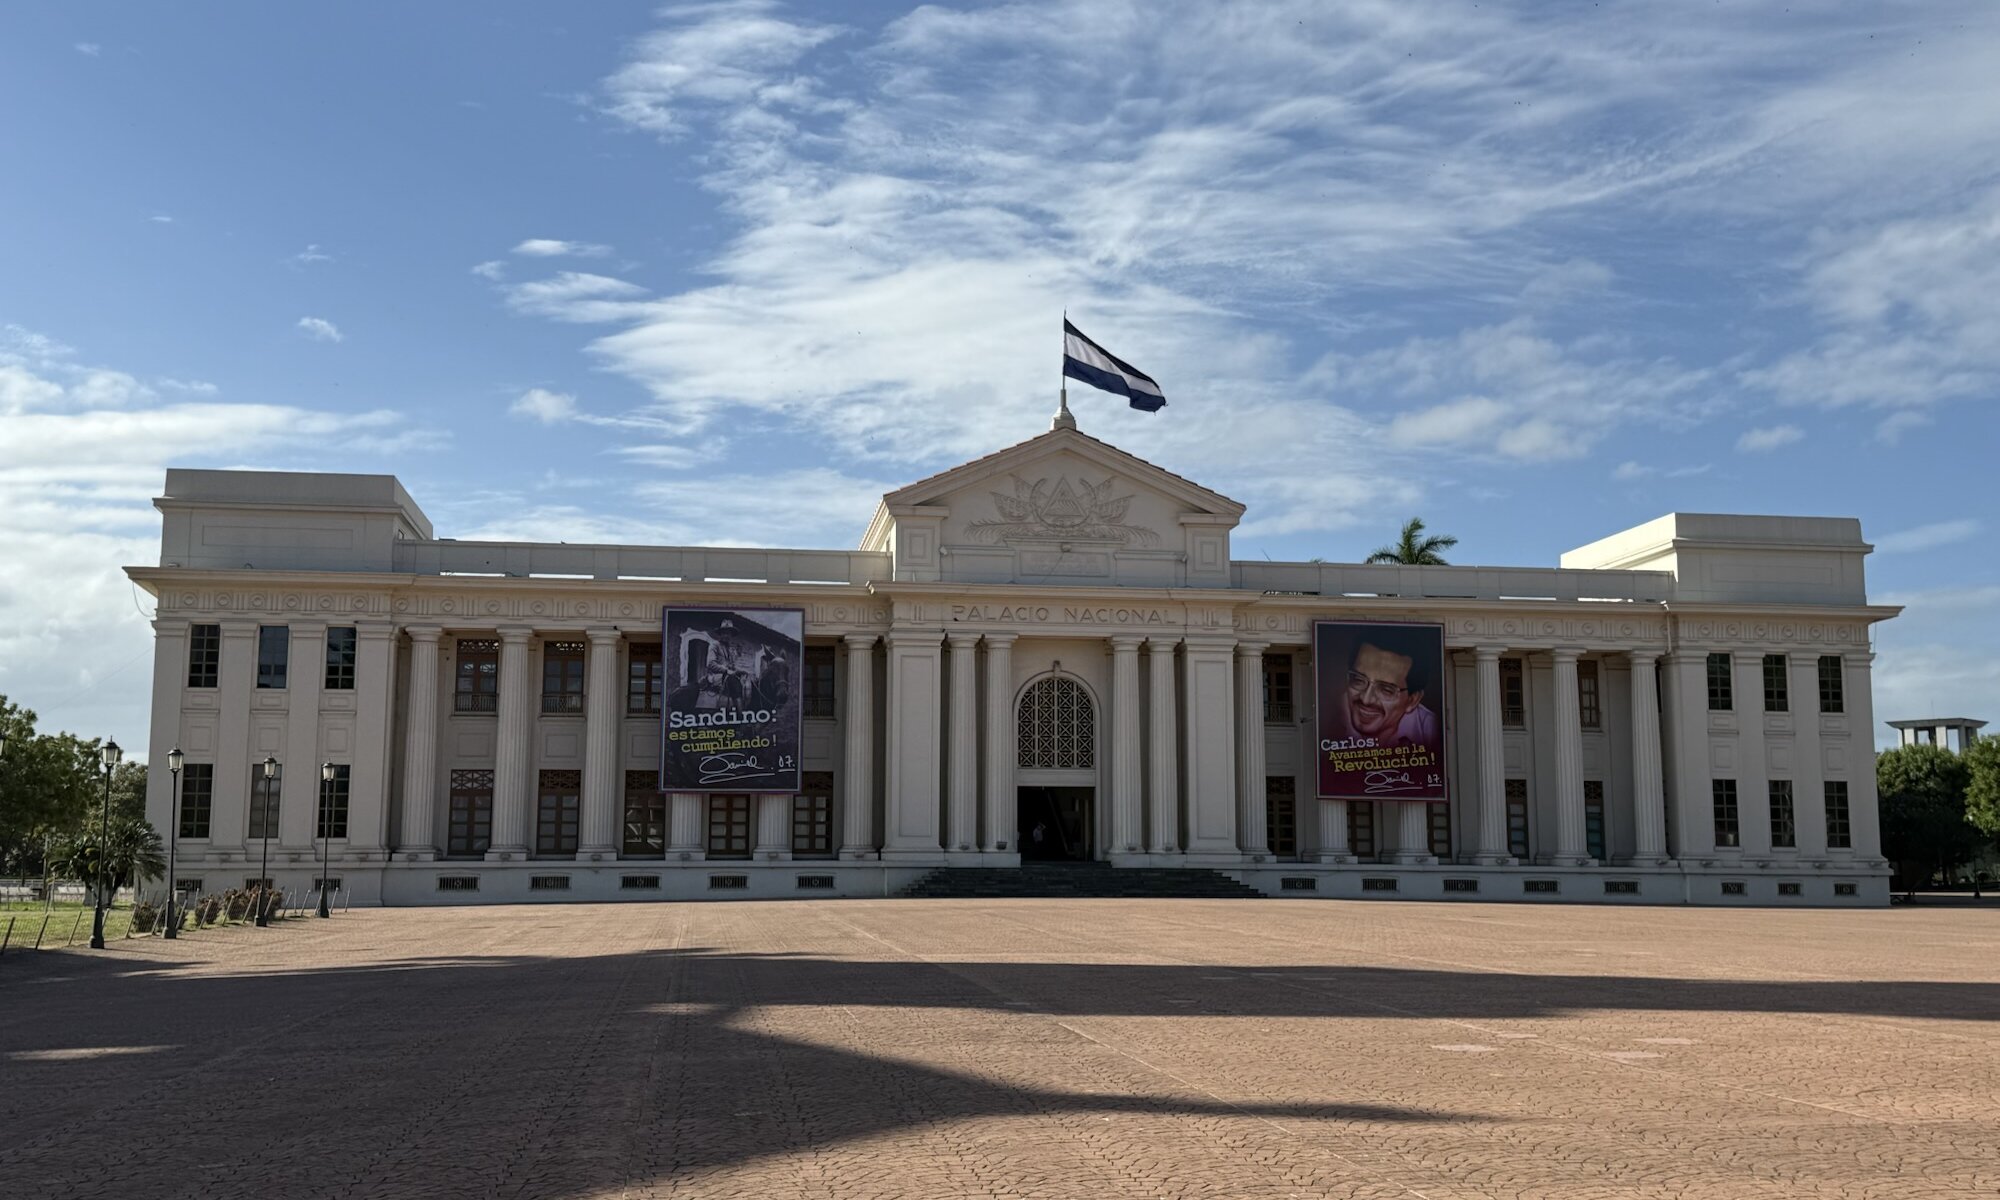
(0, 884, 349, 958)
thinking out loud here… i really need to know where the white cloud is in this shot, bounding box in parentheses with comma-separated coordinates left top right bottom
(504, 273, 649, 323)
(156, 378, 219, 395)
(1387, 396, 1507, 448)
(1871, 584, 2000, 746)
(510, 388, 579, 424)
(296, 316, 344, 343)
(599, 1, 843, 136)
(470, 260, 506, 280)
(511, 239, 613, 259)
(1611, 461, 1710, 481)
(148, 214, 172, 224)
(1735, 424, 1803, 453)
(1874, 411, 1931, 445)
(289, 244, 332, 265)
(1874, 518, 1981, 555)
(74, 42, 100, 56)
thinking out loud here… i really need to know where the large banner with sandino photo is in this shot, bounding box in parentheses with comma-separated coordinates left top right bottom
(660, 607, 803, 794)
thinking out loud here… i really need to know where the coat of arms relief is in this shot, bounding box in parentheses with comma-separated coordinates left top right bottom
(967, 475, 1161, 546)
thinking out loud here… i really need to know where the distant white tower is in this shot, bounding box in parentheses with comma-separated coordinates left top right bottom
(1886, 717, 1986, 753)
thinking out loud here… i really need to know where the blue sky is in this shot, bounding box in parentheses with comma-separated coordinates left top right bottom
(3, 1, 1996, 754)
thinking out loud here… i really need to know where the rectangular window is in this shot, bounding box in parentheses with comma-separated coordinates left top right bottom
(1713, 779, 1740, 848)
(627, 643, 664, 715)
(455, 639, 500, 713)
(1818, 656, 1845, 714)
(1706, 653, 1733, 711)
(622, 770, 665, 857)
(256, 625, 289, 689)
(179, 763, 214, 838)
(793, 771, 834, 856)
(707, 794, 752, 859)
(1769, 779, 1796, 849)
(317, 764, 350, 839)
(1577, 660, 1602, 729)
(448, 769, 494, 857)
(1763, 654, 1789, 713)
(1346, 801, 1375, 858)
(324, 627, 357, 690)
(1427, 801, 1451, 860)
(1505, 779, 1530, 859)
(1262, 654, 1294, 722)
(187, 624, 221, 688)
(541, 641, 586, 714)
(1501, 658, 1526, 727)
(1266, 775, 1297, 857)
(1825, 781, 1852, 849)
(535, 769, 581, 856)
(1584, 780, 1606, 861)
(247, 764, 281, 840)
(802, 646, 837, 719)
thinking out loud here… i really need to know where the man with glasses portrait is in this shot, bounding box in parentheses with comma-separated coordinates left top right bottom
(1314, 622, 1448, 801)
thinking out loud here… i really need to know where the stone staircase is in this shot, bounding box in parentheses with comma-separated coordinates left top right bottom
(898, 861, 1263, 899)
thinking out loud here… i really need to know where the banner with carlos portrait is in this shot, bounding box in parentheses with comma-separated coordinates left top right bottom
(660, 606, 803, 793)
(1314, 620, 1449, 802)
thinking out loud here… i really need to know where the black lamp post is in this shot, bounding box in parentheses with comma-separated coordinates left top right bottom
(165, 747, 184, 940)
(255, 755, 278, 928)
(317, 761, 335, 918)
(89, 739, 121, 950)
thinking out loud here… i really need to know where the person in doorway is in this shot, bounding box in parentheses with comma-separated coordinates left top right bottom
(1030, 820, 1049, 859)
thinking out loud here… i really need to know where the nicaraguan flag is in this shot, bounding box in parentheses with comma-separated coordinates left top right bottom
(1063, 320, 1165, 411)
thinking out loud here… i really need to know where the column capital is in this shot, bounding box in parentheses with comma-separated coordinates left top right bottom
(982, 631, 1019, 649)
(843, 631, 878, 650)
(884, 629, 943, 649)
(497, 625, 535, 643)
(1109, 634, 1145, 651)
(1548, 646, 1583, 663)
(1146, 635, 1180, 653)
(945, 629, 982, 647)
(1664, 648, 1708, 667)
(1234, 640, 1269, 659)
(1474, 644, 1506, 661)
(151, 616, 194, 635)
(405, 624, 443, 643)
(1626, 647, 1661, 665)
(585, 626, 623, 646)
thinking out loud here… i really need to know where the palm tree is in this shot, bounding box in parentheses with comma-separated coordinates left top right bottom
(1366, 517, 1458, 566)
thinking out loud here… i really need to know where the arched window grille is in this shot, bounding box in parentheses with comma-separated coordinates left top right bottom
(1017, 676, 1095, 769)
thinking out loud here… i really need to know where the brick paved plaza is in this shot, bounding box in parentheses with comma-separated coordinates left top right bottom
(3, 900, 1997, 1199)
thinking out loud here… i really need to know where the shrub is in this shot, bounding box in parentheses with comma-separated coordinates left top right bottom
(130, 901, 159, 933)
(222, 889, 252, 921)
(195, 895, 221, 926)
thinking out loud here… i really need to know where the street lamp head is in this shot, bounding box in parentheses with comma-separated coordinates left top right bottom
(101, 739, 122, 769)
(262, 754, 279, 780)
(321, 761, 337, 783)
(167, 746, 185, 773)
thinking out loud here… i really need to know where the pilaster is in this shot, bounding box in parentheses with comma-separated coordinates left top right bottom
(882, 629, 943, 859)
(1146, 636, 1180, 853)
(1181, 637, 1238, 857)
(945, 631, 980, 855)
(1234, 641, 1270, 859)
(668, 792, 706, 860)
(279, 623, 326, 852)
(1546, 648, 1591, 865)
(840, 634, 878, 858)
(982, 634, 1018, 852)
(1469, 645, 1512, 864)
(578, 628, 623, 860)
(396, 627, 443, 859)
(1109, 636, 1144, 856)
(486, 627, 534, 859)
(1622, 649, 1671, 864)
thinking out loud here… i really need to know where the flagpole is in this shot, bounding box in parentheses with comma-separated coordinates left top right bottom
(1055, 310, 1075, 430)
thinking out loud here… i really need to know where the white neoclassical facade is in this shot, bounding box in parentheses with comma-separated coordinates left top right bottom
(130, 419, 1899, 906)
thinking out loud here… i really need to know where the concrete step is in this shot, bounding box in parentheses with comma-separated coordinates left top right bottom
(898, 865, 1262, 899)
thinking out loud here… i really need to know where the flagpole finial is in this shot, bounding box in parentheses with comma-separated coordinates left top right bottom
(1053, 384, 1077, 431)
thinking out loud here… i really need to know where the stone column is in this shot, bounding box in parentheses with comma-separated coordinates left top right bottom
(578, 628, 623, 861)
(1182, 638, 1239, 856)
(487, 627, 534, 859)
(1387, 801, 1432, 865)
(279, 624, 327, 851)
(213, 621, 258, 854)
(1109, 636, 1144, 855)
(1660, 650, 1714, 859)
(1624, 650, 1670, 864)
(1146, 636, 1180, 853)
(1470, 646, 1511, 863)
(840, 634, 877, 858)
(1315, 798, 1351, 863)
(755, 794, 791, 860)
(1788, 653, 1828, 857)
(1549, 648, 1590, 865)
(982, 634, 1018, 852)
(1733, 651, 1771, 856)
(882, 630, 943, 858)
(144, 621, 189, 850)
(1234, 642, 1270, 858)
(348, 622, 396, 856)
(397, 627, 443, 859)
(1843, 652, 1886, 861)
(945, 632, 980, 854)
(668, 792, 705, 860)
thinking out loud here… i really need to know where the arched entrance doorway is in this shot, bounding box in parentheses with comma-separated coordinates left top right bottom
(1015, 674, 1098, 861)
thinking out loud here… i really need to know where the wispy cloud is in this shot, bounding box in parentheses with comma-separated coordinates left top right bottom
(1735, 424, 1804, 453)
(147, 214, 172, 224)
(1874, 518, 1981, 555)
(289, 244, 332, 266)
(1612, 461, 1711, 482)
(296, 316, 343, 343)
(74, 42, 100, 57)
(510, 388, 578, 423)
(470, 260, 506, 280)
(512, 238, 612, 259)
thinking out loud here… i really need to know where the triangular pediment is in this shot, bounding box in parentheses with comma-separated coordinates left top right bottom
(862, 425, 1242, 588)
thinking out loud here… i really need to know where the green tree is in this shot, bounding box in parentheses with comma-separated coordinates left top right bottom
(1964, 737, 2000, 839)
(1365, 518, 1458, 566)
(54, 816, 166, 900)
(0, 695, 135, 878)
(1876, 744, 1981, 898)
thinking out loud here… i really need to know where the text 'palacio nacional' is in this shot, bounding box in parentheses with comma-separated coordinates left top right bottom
(129, 416, 1900, 906)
